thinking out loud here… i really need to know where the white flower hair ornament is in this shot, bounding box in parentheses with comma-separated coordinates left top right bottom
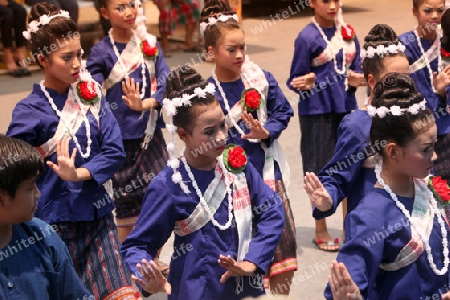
(23, 10, 70, 40)
(367, 99, 427, 118)
(162, 82, 216, 193)
(360, 42, 406, 59)
(199, 13, 238, 36)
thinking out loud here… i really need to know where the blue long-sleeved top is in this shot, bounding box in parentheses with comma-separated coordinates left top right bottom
(287, 23, 362, 115)
(207, 70, 294, 180)
(87, 38, 171, 140)
(121, 162, 284, 300)
(400, 31, 450, 136)
(314, 110, 376, 219)
(324, 188, 450, 299)
(0, 218, 92, 299)
(7, 84, 125, 223)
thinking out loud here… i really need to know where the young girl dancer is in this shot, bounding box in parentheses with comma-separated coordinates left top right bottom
(200, 0, 297, 294)
(324, 72, 450, 299)
(87, 0, 170, 244)
(400, 0, 450, 180)
(287, 0, 366, 252)
(120, 65, 285, 300)
(305, 24, 409, 224)
(7, 3, 137, 299)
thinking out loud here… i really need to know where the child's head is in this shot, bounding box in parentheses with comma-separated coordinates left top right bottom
(441, 8, 450, 51)
(163, 65, 226, 162)
(27, 3, 81, 86)
(200, 0, 244, 64)
(362, 24, 409, 92)
(99, 0, 137, 30)
(413, 0, 445, 33)
(370, 73, 436, 178)
(310, 0, 340, 26)
(0, 135, 44, 224)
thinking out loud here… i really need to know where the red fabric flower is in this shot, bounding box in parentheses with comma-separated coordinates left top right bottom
(241, 88, 262, 112)
(141, 40, 158, 58)
(77, 81, 98, 104)
(431, 176, 450, 202)
(228, 146, 247, 169)
(341, 24, 355, 41)
(441, 48, 450, 60)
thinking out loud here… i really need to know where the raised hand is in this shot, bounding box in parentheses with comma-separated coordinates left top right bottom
(218, 254, 257, 284)
(347, 70, 367, 87)
(303, 172, 333, 211)
(122, 78, 144, 111)
(46, 135, 79, 181)
(132, 259, 172, 295)
(433, 64, 450, 97)
(240, 111, 269, 140)
(290, 72, 316, 90)
(329, 260, 362, 300)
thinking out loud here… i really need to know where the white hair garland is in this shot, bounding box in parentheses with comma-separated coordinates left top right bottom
(199, 13, 239, 36)
(360, 42, 406, 59)
(23, 10, 70, 40)
(162, 82, 216, 193)
(367, 99, 427, 118)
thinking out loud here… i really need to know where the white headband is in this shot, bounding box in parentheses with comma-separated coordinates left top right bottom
(23, 10, 70, 40)
(361, 42, 406, 59)
(162, 82, 216, 193)
(367, 99, 427, 118)
(199, 13, 238, 36)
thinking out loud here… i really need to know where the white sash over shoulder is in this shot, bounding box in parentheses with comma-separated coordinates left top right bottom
(311, 32, 356, 68)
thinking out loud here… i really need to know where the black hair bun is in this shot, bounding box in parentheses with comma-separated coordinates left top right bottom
(165, 65, 208, 99)
(29, 2, 60, 23)
(363, 24, 399, 49)
(201, 0, 234, 20)
(372, 73, 424, 108)
(441, 9, 450, 51)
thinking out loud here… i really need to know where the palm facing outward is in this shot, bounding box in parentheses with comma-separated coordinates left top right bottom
(329, 260, 362, 300)
(303, 172, 333, 211)
(132, 259, 172, 295)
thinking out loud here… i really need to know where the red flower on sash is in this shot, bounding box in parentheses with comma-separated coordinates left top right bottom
(77, 81, 99, 105)
(141, 40, 158, 59)
(241, 88, 262, 112)
(441, 48, 450, 60)
(428, 176, 450, 206)
(223, 144, 247, 173)
(341, 24, 355, 41)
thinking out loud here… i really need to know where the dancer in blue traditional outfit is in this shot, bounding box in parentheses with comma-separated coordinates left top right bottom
(287, 0, 366, 252)
(200, 0, 296, 293)
(120, 66, 284, 300)
(304, 25, 409, 225)
(399, 0, 450, 180)
(324, 72, 450, 299)
(6, 3, 137, 299)
(86, 0, 170, 245)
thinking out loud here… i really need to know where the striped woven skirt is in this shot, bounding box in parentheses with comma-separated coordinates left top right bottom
(155, 0, 200, 34)
(113, 128, 168, 228)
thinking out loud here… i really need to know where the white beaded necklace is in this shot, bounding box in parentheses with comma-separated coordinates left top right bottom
(375, 162, 449, 275)
(311, 17, 346, 75)
(413, 27, 442, 93)
(211, 67, 245, 136)
(40, 80, 92, 158)
(180, 155, 234, 230)
(109, 29, 147, 98)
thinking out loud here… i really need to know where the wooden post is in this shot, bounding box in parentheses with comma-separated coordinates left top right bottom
(228, 0, 242, 21)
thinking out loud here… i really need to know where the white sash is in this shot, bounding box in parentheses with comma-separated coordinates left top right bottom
(311, 32, 356, 68)
(105, 31, 158, 149)
(410, 39, 439, 74)
(240, 58, 291, 189)
(173, 157, 259, 294)
(37, 85, 114, 198)
(379, 179, 435, 271)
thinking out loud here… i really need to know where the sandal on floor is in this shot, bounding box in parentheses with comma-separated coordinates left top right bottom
(183, 46, 199, 53)
(312, 238, 340, 252)
(161, 49, 172, 58)
(8, 69, 22, 78)
(20, 68, 31, 76)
